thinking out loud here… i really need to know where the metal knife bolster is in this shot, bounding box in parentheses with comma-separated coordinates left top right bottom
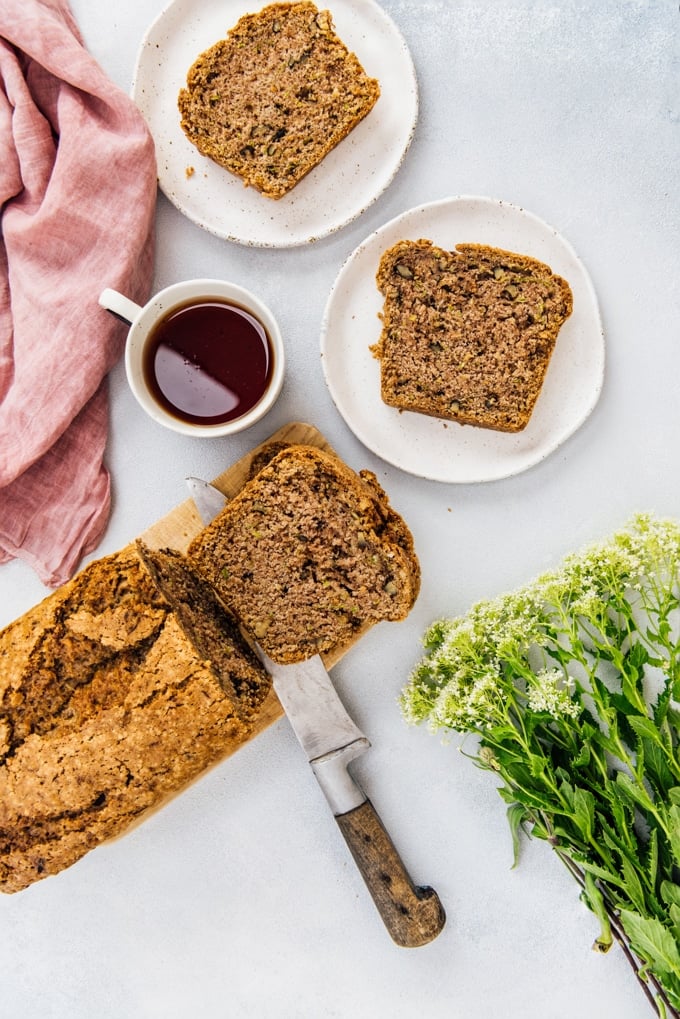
(257, 649, 371, 816)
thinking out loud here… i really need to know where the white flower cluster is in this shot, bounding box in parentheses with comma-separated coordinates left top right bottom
(526, 668, 579, 720)
(430, 664, 504, 732)
(402, 514, 680, 733)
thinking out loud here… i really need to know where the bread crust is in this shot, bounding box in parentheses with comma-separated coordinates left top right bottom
(178, 1, 380, 199)
(0, 546, 270, 894)
(373, 239, 574, 432)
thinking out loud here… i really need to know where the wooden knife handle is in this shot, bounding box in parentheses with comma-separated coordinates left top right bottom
(335, 799, 446, 947)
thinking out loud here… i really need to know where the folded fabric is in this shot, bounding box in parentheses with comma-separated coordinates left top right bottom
(0, 0, 156, 586)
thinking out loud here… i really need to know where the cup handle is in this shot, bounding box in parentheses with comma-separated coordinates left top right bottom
(99, 288, 143, 326)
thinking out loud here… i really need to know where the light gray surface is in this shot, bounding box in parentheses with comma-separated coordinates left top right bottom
(1, 1, 679, 1016)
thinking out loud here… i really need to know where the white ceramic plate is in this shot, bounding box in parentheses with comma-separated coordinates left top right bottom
(131, 0, 418, 247)
(320, 196, 605, 483)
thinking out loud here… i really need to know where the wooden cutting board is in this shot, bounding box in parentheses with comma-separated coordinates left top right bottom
(0, 423, 397, 870)
(138, 420, 369, 748)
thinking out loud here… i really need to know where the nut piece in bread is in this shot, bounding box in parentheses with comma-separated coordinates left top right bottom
(177, 1, 380, 199)
(0, 546, 270, 894)
(188, 444, 420, 664)
(372, 239, 574, 433)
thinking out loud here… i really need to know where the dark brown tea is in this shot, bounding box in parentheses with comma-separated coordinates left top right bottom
(143, 298, 274, 425)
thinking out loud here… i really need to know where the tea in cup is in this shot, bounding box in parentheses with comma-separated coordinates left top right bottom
(99, 279, 285, 437)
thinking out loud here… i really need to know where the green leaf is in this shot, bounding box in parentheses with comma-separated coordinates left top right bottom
(661, 803, 680, 868)
(628, 641, 650, 671)
(502, 763, 556, 811)
(656, 616, 673, 647)
(506, 803, 527, 868)
(496, 784, 520, 805)
(588, 673, 613, 721)
(641, 741, 676, 799)
(648, 827, 659, 892)
(620, 854, 648, 915)
(609, 793, 634, 843)
(621, 643, 649, 710)
(527, 753, 548, 778)
(661, 881, 680, 909)
(493, 741, 523, 769)
(498, 782, 550, 812)
(600, 819, 636, 864)
(670, 903, 680, 944)
(628, 715, 664, 746)
(552, 823, 585, 848)
(609, 691, 638, 718)
(619, 910, 680, 981)
(613, 771, 654, 814)
(558, 776, 575, 812)
(572, 786, 595, 842)
(580, 870, 612, 952)
(580, 720, 599, 743)
(572, 742, 591, 768)
(653, 682, 673, 727)
(485, 724, 525, 747)
(577, 858, 626, 892)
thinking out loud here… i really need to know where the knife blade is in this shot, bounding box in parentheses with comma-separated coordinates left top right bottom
(186, 475, 445, 947)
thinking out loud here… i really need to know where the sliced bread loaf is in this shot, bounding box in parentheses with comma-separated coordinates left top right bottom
(178, 1, 380, 199)
(0, 545, 270, 893)
(372, 239, 574, 432)
(187, 444, 420, 664)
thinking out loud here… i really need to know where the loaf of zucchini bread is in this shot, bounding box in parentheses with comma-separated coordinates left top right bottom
(0, 544, 270, 893)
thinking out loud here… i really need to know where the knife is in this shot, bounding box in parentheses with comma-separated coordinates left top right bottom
(186, 476, 445, 948)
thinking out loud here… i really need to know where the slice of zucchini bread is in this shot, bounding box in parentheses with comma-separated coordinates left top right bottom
(178, 1, 380, 199)
(372, 239, 574, 432)
(187, 444, 420, 664)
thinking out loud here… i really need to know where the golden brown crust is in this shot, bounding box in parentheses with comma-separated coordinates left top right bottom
(177, 1, 380, 199)
(188, 445, 420, 664)
(0, 546, 270, 894)
(373, 239, 574, 433)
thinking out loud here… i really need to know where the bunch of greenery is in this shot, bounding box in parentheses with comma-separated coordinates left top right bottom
(402, 515, 680, 1017)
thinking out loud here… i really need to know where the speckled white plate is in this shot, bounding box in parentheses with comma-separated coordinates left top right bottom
(131, 0, 418, 247)
(320, 196, 605, 483)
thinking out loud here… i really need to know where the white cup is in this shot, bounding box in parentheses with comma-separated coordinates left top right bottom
(99, 278, 285, 437)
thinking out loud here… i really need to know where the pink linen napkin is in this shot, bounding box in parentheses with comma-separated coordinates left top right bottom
(0, 0, 156, 587)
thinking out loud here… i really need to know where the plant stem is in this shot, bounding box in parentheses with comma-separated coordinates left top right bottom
(555, 848, 679, 1018)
